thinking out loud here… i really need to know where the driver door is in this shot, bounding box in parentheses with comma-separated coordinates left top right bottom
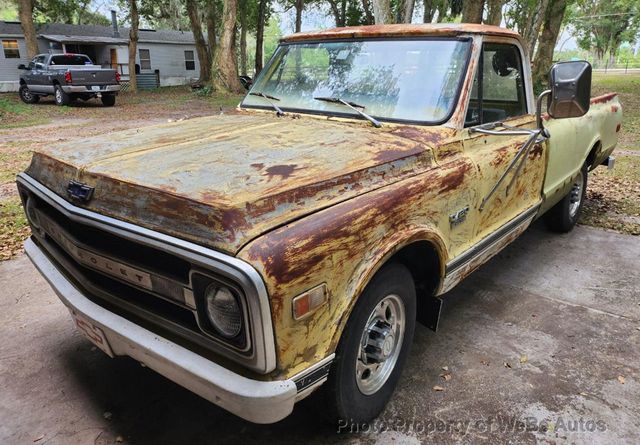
(463, 42, 546, 245)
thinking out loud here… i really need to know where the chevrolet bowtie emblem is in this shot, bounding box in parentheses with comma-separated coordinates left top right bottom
(67, 180, 94, 203)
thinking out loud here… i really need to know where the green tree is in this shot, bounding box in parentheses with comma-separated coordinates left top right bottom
(570, 0, 640, 64)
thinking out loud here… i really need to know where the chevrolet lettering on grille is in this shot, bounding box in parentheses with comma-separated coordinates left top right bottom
(38, 212, 153, 290)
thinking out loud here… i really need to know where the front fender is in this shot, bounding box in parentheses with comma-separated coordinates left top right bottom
(237, 160, 472, 379)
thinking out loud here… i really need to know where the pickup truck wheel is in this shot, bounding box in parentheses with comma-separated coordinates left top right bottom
(101, 94, 116, 107)
(323, 263, 416, 424)
(546, 163, 588, 233)
(54, 85, 70, 106)
(19, 85, 39, 104)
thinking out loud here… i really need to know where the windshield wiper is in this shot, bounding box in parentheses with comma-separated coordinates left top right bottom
(313, 96, 381, 128)
(249, 92, 285, 117)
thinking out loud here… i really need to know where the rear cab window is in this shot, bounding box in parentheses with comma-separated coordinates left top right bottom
(50, 55, 93, 65)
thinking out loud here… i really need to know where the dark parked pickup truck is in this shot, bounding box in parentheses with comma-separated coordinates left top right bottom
(18, 53, 121, 107)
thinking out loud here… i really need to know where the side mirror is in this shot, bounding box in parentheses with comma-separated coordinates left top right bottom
(547, 61, 591, 119)
(18, 64, 28, 70)
(239, 75, 252, 90)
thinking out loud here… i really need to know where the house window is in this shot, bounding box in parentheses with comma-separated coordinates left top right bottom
(2, 40, 20, 59)
(139, 49, 151, 70)
(184, 50, 195, 71)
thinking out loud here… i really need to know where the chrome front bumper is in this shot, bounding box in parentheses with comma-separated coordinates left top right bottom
(61, 84, 122, 93)
(26, 238, 299, 424)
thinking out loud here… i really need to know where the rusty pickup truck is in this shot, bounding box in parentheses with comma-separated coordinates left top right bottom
(18, 24, 622, 424)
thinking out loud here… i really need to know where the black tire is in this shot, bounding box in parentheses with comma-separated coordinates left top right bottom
(54, 85, 70, 106)
(545, 162, 588, 233)
(322, 263, 416, 424)
(101, 94, 116, 107)
(19, 85, 39, 104)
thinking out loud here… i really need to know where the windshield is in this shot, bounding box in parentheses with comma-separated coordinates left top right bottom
(50, 55, 93, 66)
(242, 38, 471, 124)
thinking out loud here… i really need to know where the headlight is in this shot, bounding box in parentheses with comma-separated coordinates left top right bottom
(205, 284, 242, 338)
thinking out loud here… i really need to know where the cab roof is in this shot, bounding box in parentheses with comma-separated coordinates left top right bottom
(282, 23, 522, 44)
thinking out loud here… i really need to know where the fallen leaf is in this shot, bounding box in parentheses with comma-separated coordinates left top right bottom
(116, 436, 124, 443)
(433, 385, 445, 391)
(580, 392, 588, 396)
(103, 411, 113, 420)
(442, 366, 449, 371)
(33, 434, 44, 442)
(520, 354, 528, 364)
(440, 373, 452, 381)
(618, 376, 625, 384)
(504, 362, 512, 369)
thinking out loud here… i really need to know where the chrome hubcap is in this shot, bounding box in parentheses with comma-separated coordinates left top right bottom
(569, 171, 584, 218)
(22, 89, 32, 100)
(56, 89, 62, 102)
(356, 294, 405, 395)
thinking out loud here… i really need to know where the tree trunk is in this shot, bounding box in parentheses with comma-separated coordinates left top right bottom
(372, 0, 392, 24)
(212, 0, 243, 93)
(295, 0, 303, 32)
(400, 0, 415, 23)
(206, 2, 217, 62)
(461, 0, 484, 23)
(185, 0, 211, 83)
(523, 0, 549, 59)
(531, 0, 567, 90)
(361, 0, 375, 24)
(328, 0, 343, 26)
(239, 1, 247, 76)
(423, 0, 435, 23)
(255, 0, 267, 75)
(485, 0, 503, 25)
(18, 0, 38, 59)
(128, 0, 139, 93)
(436, 0, 448, 22)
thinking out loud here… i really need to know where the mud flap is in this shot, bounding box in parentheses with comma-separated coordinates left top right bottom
(417, 296, 443, 332)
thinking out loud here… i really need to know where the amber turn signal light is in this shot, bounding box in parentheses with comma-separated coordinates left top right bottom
(292, 284, 328, 320)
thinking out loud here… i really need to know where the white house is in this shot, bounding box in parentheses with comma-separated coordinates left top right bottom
(0, 13, 202, 92)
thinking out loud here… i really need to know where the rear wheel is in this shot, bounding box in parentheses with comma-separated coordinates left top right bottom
(54, 85, 70, 106)
(101, 94, 116, 107)
(545, 162, 588, 233)
(19, 85, 39, 104)
(322, 263, 416, 424)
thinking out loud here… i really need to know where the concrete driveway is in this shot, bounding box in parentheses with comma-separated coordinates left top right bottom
(1, 222, 639, 445)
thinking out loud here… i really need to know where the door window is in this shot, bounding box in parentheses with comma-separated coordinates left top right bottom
(465, 43, 527, 127)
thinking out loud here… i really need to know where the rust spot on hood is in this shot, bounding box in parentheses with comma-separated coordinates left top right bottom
(265, 164, 298, 180)
(374, 146, 424, 163)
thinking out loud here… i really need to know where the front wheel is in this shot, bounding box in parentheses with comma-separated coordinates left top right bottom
(322, 263, 416, 424)
(19, 85, 39, 104)
(101, 94, 116, 107)
(545, 162, 588, 233)
(54, 85, 70, 106)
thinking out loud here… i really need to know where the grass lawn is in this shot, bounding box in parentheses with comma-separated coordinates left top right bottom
(0, 76, 638, 261)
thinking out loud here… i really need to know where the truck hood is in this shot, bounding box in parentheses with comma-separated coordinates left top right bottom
(27, 113, 439, 254)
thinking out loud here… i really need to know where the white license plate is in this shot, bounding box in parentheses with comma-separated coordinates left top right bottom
(91, 86, 101, 91)
(72, 311, 114, 357)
